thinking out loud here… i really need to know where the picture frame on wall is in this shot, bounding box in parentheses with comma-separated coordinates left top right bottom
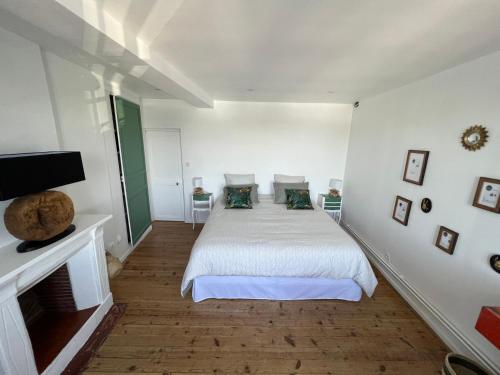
(473, 177, 500, 213)
(403, 150, 430, 185)
(435, 226, 459, 254)
(392, 196, 412, 226)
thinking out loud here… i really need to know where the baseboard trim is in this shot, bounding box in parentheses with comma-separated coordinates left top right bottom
(118, 225, 152, 263)
(342, 223, 499, 375)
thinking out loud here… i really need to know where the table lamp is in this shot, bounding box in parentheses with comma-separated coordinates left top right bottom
(329, 179, 342, 197)
(192, 177, 204, 195)
(0, 151, 86, 253)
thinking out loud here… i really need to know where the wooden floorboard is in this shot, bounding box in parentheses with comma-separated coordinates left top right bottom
(84, 221, 447, 374)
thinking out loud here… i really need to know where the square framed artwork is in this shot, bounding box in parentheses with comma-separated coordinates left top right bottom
(392, 196, 412, 226)
(473, 177, 500, 213)
(403, 150, 430, 185)
(435, 226, 459, 254)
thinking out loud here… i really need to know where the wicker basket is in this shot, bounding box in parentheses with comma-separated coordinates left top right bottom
(442, 353, 493, 375)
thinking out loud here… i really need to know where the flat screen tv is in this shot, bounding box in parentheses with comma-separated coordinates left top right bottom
(0, 151, 86, 201)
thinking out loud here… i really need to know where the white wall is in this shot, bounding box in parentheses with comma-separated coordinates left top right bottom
(343, 51, 500, 371)
(42, 51, 134, 258)
(0, 25, 136, 259)
(0, 26, 59, 247)
(142, 99, 353, 220)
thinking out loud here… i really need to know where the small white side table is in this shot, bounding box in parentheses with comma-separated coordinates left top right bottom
(192, 193, 213, 229)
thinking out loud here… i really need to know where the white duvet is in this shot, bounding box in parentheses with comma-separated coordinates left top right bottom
(181, 197, 378, 297)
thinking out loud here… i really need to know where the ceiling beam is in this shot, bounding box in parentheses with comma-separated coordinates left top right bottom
(0, 0, 213, 108)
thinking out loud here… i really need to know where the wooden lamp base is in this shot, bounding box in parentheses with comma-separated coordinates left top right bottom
(4, 190, 75, 253)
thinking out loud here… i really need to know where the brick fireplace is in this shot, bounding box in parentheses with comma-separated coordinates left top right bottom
(0, 215, 112, 375)
(18, 264, 98, 373)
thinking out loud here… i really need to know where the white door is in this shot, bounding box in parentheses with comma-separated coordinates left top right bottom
(145, 129, 185, 221)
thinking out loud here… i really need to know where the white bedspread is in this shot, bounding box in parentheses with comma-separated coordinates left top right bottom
(181, 197, 378, 297)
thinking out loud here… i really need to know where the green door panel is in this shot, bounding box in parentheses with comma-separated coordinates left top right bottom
(114, 97, 151, 244)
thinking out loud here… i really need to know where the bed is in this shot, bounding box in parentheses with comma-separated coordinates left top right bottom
(181, 196, 377, 302)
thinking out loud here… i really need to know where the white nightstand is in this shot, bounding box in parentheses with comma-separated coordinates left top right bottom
(192, 193, 214, 229)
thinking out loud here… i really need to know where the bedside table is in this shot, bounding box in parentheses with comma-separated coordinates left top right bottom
(320, 194, 342, 223)
(192, 193, 213, 229)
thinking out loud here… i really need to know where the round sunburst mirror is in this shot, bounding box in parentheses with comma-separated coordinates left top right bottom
(461, 125, 489, 151)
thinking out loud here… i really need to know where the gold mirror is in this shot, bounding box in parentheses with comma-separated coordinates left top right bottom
(461, 125, 488, 151)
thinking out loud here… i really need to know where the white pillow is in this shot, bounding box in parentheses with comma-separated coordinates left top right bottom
(224, 173, 255, 185)
(274, 174, 305, 183)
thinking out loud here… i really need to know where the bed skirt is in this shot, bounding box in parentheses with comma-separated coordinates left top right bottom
(191, 276, 362, 302)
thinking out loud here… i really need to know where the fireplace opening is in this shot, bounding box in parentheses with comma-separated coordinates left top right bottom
(18, 264, 98, 373)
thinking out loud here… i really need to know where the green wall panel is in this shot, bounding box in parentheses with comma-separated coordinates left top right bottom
(115, 97, 151, 244)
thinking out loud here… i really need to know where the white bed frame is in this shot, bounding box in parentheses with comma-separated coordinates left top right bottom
(192, 275, 362, 302)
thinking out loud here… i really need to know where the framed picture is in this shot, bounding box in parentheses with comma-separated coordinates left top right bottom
(420, 197, 432, 213)
(392, 196, 412, 226)
(435, 226, 459, 254)
(403, 150, 429, 185)
(473, 177, 500, 213)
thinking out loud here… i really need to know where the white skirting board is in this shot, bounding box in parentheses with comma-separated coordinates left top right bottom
(342, 223, 499, 375)
(118, 225, 152, 263)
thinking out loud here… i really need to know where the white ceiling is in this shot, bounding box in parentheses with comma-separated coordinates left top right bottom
(2, 0, 500, 105)
(96, 0, 500, 103)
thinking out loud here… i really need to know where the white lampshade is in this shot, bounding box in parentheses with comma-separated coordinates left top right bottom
(329, 178, 342, 191)
(192, 177, 203, 188)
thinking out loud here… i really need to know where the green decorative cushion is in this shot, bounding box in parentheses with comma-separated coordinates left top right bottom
(225, 186, 253, 209)
(286, 189, 313, 210)
(274, 182, 309, 204)
(224, 184, 259, 203)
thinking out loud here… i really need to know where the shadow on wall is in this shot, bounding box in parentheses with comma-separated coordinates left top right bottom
(70, 0, 184, 82)
(43, 50, 131, 258)
(77, 69, 128, 257)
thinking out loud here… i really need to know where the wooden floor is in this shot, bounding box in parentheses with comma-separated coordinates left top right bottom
(84, 221, 448, 375)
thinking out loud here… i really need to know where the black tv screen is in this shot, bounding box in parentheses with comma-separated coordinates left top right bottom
(0, 151, 86, 201)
